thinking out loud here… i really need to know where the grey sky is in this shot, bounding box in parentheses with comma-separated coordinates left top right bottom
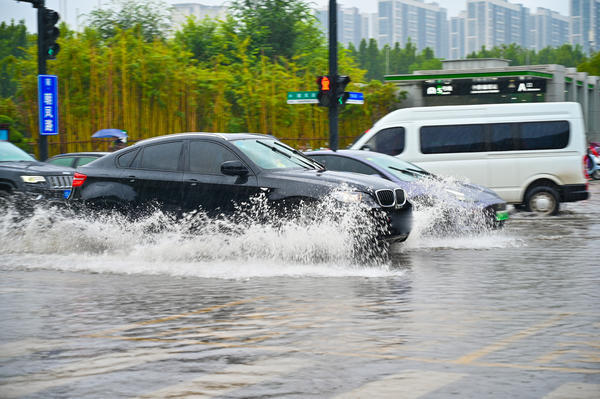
(3, 0, 570, 33)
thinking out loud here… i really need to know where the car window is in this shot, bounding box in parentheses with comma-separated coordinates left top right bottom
(189, 141, 239, 174)
(311, 155, 381, 176)
(47, 157, 73, 167)
(117, 149, 139, 168)
(490, 123, 514, 151)
(0, 141, 36, 162)
(519, 121, 569, 150)
(233, 139, 315, 170)
(420, 124, 485, 153)
(75, 157, 100, 167)
(363, 127, 405, 156)
(139, 141, 183, 171)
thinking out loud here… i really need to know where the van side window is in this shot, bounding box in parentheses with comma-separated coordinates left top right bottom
(490, 124, 515, 151)
(420, 124, 485, 154)
(519, 121, 569, 150)
(364, 127, 405, 156)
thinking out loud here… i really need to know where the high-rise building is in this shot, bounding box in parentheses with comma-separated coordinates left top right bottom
(570, 0, 600, 53)
(449, 12, 466, 59)
(530, 7, 570, 51)
(316, 6, 366, 47)
(378, 0, 448, 58)
(465, 0, 530, 55)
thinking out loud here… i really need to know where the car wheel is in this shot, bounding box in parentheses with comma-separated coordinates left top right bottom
(592, 170, 600, 180)
(525, 186, 560, 216)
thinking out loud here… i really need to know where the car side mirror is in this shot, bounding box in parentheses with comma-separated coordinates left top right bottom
(221, 160, 249, 176)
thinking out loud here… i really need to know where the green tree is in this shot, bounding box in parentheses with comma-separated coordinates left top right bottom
(86, 0, 171, 41)
(228, 0, 324, 60)
(578, 51, 600, 75)
(0, 20, 30, 98)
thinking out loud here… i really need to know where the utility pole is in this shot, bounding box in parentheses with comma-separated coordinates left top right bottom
(18, 0, 60, 160)
(328, 0, 339, 151)
(36, 0, 48, 161)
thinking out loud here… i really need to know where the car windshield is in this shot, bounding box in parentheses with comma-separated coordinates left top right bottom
(0, 142, 36, 162)
(234, 139, 322, 170)
(360, 152, 430, 182)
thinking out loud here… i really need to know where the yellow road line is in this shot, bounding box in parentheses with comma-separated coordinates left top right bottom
(83, 296, 265, 337)
(453, 313, 572, 365)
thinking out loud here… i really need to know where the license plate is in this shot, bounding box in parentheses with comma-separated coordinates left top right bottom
(495, 210, 509, 221)
(63, 189, 71, 199)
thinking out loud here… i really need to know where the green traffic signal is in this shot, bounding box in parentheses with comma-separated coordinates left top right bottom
(43, 8, 60, 60)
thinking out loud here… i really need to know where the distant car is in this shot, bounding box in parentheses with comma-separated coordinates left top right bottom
(306, 149, 508, 228)
(46, 152, 109, 168)
(68, 133, 414, 243)
(0, 141, 74, 201)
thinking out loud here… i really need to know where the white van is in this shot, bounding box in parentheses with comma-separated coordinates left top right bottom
(351, 102, 589, 215)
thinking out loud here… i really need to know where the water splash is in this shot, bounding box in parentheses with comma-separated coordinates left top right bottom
(0, 193, 396, 278)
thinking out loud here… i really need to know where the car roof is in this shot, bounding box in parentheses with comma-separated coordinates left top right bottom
(50, 152, 109, 158)
(135, 132, 274, 146)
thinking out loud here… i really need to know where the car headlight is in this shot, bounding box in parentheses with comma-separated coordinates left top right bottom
(331, 191, 368, 203)
(20, 175, 46, 184)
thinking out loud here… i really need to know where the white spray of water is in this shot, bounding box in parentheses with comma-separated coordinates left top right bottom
(0, 194, 398, 278)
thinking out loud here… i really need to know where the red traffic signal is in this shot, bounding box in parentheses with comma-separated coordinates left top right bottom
(317, 75, 332, 107)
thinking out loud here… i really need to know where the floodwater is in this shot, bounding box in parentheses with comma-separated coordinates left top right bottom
(0, 182, 599, 398)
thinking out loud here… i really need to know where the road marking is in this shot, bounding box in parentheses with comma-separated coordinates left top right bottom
(0, 338, 68, 359)
(133, 357, 309, 398)
(333, 370, 466, 399)
(542, 382, 600, 399)
(453, 314, 572, 365)
(0, 347, 176, 398)
(84, 296, 265, 337)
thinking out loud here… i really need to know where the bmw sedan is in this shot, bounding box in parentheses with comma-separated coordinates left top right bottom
(68, 133, 413, 243)
(306, 150, 508, 228)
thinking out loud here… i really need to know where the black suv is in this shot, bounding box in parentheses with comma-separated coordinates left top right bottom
(68, 133, 413, 242)
(0, 141, 74, 201)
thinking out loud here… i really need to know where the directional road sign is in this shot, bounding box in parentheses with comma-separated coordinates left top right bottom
(287, 91, 318, 104)
(38, 74, 59, 135)
(346, 92, 364, 104)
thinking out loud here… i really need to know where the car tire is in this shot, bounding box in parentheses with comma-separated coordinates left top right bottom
(525, 186, 560, 216)
(592, 170, 600, 180)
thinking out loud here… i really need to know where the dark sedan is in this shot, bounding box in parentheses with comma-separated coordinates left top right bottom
(0, 141, 74, 201)
(47, 152, 109, 168)
(68, 133, 413, 243)
(306, 150, 508, 228)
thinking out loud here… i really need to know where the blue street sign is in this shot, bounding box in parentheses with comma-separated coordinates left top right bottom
(38, 75, 59, 136)
(346, 92, 364, 104)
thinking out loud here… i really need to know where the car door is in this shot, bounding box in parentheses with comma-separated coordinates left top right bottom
(126, 140, 185, 212)
(182, 140, 259, 214)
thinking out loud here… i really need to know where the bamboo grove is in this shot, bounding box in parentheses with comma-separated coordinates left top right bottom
(6, 21, 403, 156)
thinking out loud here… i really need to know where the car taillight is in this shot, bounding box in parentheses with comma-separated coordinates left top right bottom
(583, 155, 590, 180)
(72, 172, 87, 187)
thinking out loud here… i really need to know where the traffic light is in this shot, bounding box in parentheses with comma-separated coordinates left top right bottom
(335, 75, 351, 106)
(317, 75, 332, 107)
(42, 8, 60, 59)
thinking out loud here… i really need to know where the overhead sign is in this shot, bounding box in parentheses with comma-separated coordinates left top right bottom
(346, 92, 364, 104)
(38, 74, 59, 135)
(423, 78, 547, 96)
(287, 91, 318, 104)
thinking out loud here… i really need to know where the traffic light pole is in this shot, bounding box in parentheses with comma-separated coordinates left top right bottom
(36, 0, 48, 160)
(328, 0, 339, 151)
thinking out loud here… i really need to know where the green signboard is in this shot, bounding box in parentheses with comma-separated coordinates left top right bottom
(287, 91, 318, 104)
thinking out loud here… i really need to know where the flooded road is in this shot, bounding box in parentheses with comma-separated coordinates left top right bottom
(1, 182, 599, 398)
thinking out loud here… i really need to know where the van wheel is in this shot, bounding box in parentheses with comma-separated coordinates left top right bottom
(525, 186, 560, 216)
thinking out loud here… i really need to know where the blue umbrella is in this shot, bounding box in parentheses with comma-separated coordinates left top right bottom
(92, 129, 127, 140)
